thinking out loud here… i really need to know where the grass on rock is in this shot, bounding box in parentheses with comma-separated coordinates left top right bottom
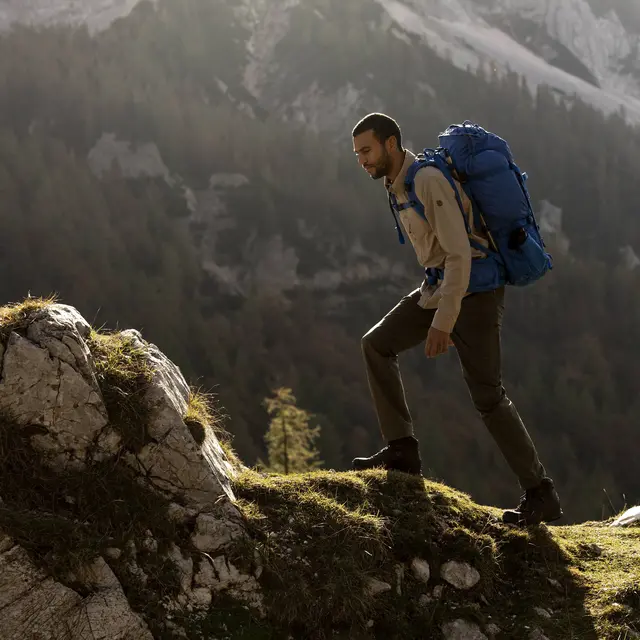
(184, 387, 242, 467)
(0, 295, 58, 342)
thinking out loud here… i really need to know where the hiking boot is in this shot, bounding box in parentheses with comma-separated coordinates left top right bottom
(352, 436, 422, 475)
(502, 477, 563, 526)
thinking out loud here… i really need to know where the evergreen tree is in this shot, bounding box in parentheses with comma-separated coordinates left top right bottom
(263, 387, 322, 474)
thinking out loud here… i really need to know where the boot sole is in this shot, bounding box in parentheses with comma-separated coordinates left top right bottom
(352, 463, 422, 476)
(502, 511, 564, 527)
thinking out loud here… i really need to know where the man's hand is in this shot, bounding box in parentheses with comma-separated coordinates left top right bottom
(425, 326, 454, 358)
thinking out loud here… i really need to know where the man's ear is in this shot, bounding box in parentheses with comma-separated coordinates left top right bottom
(385, 136, 397, 153)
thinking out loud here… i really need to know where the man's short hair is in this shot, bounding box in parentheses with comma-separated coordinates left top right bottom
(352, 113, 403, 150)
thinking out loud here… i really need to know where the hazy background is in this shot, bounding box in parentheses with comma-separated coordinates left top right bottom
(1, 0, 639, 523)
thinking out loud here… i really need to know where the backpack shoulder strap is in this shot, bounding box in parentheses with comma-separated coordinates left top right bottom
(405, 149, 491, 256)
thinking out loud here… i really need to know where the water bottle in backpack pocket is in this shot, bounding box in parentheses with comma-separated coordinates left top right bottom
(498, 222, 553, 287)
(493, 217, 553, 287)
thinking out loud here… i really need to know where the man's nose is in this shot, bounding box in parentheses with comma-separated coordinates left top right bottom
(358, 155, 366, 166)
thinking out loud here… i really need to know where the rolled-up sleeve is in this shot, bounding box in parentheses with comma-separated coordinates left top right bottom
(416, 172, 471, 333)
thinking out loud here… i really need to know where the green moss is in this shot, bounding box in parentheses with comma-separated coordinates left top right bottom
(87, 329, 154, 452)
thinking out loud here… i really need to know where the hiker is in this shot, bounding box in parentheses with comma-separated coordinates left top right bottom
(351, 112, 562, 527)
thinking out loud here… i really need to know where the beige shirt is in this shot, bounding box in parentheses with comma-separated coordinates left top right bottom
(385, 150, 489, 334)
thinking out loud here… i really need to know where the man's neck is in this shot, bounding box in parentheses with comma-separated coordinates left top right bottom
(386, 150, 406, 184)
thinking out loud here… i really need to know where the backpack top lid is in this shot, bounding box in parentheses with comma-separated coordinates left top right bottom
(438, 121, 514, 178)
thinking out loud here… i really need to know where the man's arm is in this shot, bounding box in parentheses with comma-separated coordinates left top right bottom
(415, 170, 472, 335)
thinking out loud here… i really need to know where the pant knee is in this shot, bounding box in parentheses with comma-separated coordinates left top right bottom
(361, 327, 390, 358)
(361, 329, 377, 353)
(471, 386, 507, 416)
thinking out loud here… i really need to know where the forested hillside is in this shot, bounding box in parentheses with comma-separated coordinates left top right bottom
(1, 0, 639, 522)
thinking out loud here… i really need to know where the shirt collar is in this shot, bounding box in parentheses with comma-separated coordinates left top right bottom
(384, 150, 416, 196)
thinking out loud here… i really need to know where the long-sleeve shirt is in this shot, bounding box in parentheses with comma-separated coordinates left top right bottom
(385, 150, 489, 333)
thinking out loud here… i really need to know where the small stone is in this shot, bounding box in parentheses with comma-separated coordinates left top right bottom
(529, 630, 550, 640)
(433, 585, 444, 599)
(418, 594, 432, 608)
(441, 561, 481, 590)
(104, 547, 122, 560)
(366, 578, 392, 596)
(485, 623, 501, 637)
(189, 587, 212, 608)
(142, 536, 158, 553)
(127, 560, 148, 586)
(547, 578, 562, 591)
(588, 543, 603, 556)
(411, 558, 431, 584)
(533, 607, 552, 619)
(254, 549, 264, 580)
(167, 503, 189, 523)
(395, 564, 404, 595)
(0, 533, 15, 554)
(442, 619, 488, 640)
(176, 594, 188, 606)
(366, 620, 374, 628)
(75, 557, 122, 590)
(480, 594, 489, 606)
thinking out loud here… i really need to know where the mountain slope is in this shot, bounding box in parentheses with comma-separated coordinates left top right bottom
(375, 0, 640, 123)
(2, 0, 640, 124)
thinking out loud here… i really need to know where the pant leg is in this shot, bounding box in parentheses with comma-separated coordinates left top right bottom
(361, 289, 435, 441)
(451, 287, 546, 489)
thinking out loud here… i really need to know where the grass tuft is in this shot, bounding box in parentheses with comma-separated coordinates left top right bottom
(184, 387, 242, 467)
(0, 295, 58, 342)
(87, 330, 154, 452)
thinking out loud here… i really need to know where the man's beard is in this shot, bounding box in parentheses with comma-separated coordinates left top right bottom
(369, 151, 392, 180)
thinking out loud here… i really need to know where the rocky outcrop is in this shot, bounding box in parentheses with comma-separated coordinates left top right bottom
(0, 538, 153, 640)
(0, 302, 261, 639)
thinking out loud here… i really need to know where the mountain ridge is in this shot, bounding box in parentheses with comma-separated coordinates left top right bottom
(3, 0, 640, 125)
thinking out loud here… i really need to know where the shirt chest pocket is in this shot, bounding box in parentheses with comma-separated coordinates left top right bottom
(400, 209, 432, 265)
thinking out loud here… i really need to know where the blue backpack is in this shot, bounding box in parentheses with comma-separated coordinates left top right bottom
(388, 121, 552, 293)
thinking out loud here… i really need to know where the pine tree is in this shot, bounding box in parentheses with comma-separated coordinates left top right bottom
(263, 387, 322, 474)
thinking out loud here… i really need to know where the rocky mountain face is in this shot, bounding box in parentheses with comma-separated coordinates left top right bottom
(2, 0, 640, 122)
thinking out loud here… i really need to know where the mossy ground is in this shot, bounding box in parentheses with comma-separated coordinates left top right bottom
(210, 468, 639, 640)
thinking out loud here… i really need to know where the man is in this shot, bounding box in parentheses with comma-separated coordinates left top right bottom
(351, 112, 562, 526)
